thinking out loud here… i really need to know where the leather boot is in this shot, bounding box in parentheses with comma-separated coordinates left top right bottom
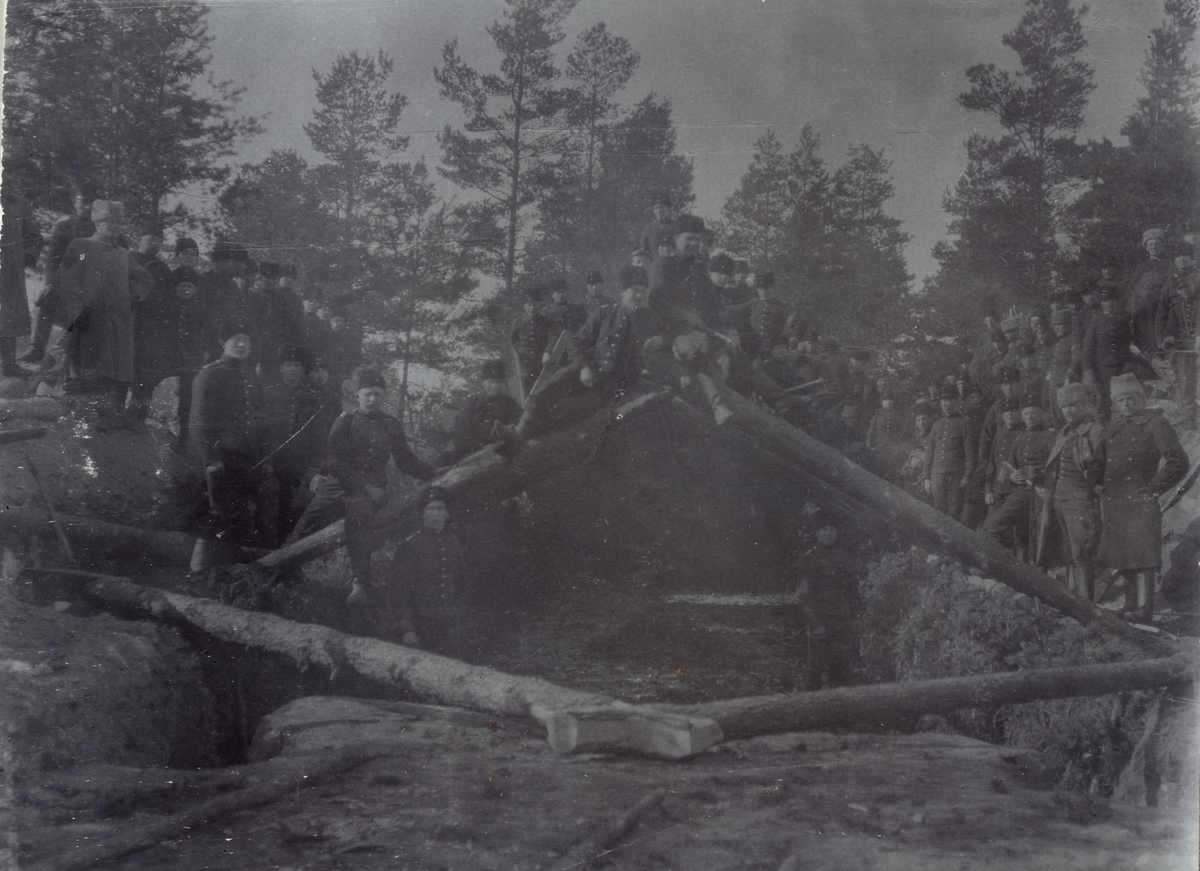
(16, 309, 50, 363)
(1, 338, 21, 377)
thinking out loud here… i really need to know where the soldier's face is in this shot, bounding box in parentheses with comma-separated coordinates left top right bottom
(675, 232, 703, 256)
(224, 334, 252, 360)
(280, 361, 305, 387)
(940, 399, 957, 415)
(423, 500, 448, 532)
(1002, 409, 1020, 427)
(1059, 398, 1088, 425)
(815, 525, 838, 546)
(1053, 322, 1068, 338)
(1113, 392, 1145, 418)
(620, 284, 650, 310)
(74, 196, 88, 217)
(1021, 407, 1042, 428)
(482, 378, 505, 396)
(357, 387, 385, 413)
(1146, 238, 1165, 257)
(177, 249, 199, 268)
(653, 203, 670, 222)
(302, 300, 317, 314)
(330, 317, 346, 332)
(311, 368, 329, 387)
(631, 253, 652, 268)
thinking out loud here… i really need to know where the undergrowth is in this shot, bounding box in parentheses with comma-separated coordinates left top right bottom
(859, 549, 1193, 801)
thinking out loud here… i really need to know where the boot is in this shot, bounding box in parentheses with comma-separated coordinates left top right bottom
(699, 373, 733, 425)
(346, 575, 370, 606)
(16, 309, 50, 364)
(1126, 571, 1156, 623)
(1, 338, 21, 377)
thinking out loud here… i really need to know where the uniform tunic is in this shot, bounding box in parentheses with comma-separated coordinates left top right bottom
(1096, 408, 1188, 570)
(797, 543, 861, 688)
(189, 355, 266, 467)
(261, 380, 323, 486)
(439, 391, 523, 465)
(923, 413, 975, 517)
(1126, 258, 1170, 353)
(56, 236, 153, 382)
(1043, 418, 1103, 575)
(388, 526, 467, 654)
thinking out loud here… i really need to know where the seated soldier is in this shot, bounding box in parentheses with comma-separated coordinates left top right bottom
(262, 343, 323, 539)
(510, 265, 665, 442)
(438, 359, 522, 465)
(189, 318, 279, 546)
(286, 367, 436, 604)
(385, 487, 469, 656)
(795, 510, 862, 689)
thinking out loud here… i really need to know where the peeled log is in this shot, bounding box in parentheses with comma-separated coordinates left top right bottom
(0, 508, 261, 568)
(0, 426, 47, 445)
(718, 389, 1169, 648)
(259, 387, 673, 571)
(80, 575, 611, 718)
(683, 653, 1198, 739)
(0, 396, 59, 422)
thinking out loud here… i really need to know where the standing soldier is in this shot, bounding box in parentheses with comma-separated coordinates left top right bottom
(583, 270, 608, 314)
(637, 191, 675, 255)
(922, 385, 975, 518)
(541, 277, 587, 367)
(1044, 309, 1080, 420)
(19, 187, 89, 367)
(438, 360, 523, 466)
(795, 510, 861, 689)
(983, 395, 1050, 560)
(1095, 373, 1189, 621)
(1157, 244, 1200, 430)
(1082, 286, 1138, 422)
(1040, 383, 1103, 601)
(509, 286, 552, 397)
(1126, 228, 1171, 357)
(1, 177, 43, 376)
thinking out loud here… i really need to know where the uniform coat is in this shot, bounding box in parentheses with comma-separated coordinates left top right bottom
(388, 526, 468, 654)
(56, 235, 153, 382)
(440, 391, 523, 465)
(0, 192, 42, 338)
(1096, 408, 1188, 570)
(1043, 418, 1104, 576)
(1126, 258, 1171, 353)
(189, 355, 266, 467)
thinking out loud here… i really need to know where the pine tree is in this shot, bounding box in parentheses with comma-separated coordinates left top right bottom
(720, 131, 794, 270)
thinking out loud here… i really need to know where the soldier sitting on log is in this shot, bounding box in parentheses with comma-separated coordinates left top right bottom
(437, 359, 522, 466)
(507, 265, 666, 443)
(285, 366, 436, 605)
(261, 343, 324, 541)
(795, 510, 861, 690)
(385, 487, 470, 656)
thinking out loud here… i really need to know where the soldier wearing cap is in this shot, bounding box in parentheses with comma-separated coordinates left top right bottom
(262, 343, 324, 537)
(795, 509, 861, 689)
(1081, 284, 1138, 421)
(19, 185, 90, 367)
(1156, 239, 1200, 429)
(509, 285, 552, 396)
(638, 191, 675, 256)
(584, 270, 608, 313)
(189, 317, 279, 545)
(922, 384, 975, 517)
(207, 241, 266, 367)
(1127, 228, 1171, 355)
(286, 366, 436, 604)
(541, 277, 588, 365)
(1045, 308, 1080, 420)
(385, 487, 470, 655)
(438, 360, 522, 466)
(982, 393, 1050, 558)
(1040, 382, 1103, 600)
(509, 265, 665, 442)
(1095, 373, 1188, 621)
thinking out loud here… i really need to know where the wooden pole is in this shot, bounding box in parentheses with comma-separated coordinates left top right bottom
(259, 386, 673, 572)
(717, 389, 1170, 648)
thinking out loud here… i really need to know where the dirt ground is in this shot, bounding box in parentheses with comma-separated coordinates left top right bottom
(2, 373, 1199, 870)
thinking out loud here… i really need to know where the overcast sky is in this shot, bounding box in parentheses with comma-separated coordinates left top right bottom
(202, 0, 1166, 283)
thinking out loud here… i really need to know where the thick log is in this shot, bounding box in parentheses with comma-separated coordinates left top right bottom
(34, 744, 381, 871)
(0, 396, 59, 422)
(0, 508, 261, 568)
(259, 386, 673, 571)
(679, 653, 1198, 739)
(80, 574, 611, 718)
(0, 426, 46, 444)
(718, 389, 1170, 648)
(531, 701, 722, 759)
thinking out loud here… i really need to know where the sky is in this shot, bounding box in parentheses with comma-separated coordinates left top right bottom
(198, 0, 1167, 284)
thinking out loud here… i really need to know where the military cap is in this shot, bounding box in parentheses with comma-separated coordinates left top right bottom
(619, 265, 649, 289)
(135, 220, 162, 239)
(277, 343, 311, 370)
(90, 200, 124, 222)
(546, 276, 568, 294)
(210, 239, 236, 262)
(1000, 395, 1023, 413)
(1142, 228, 1165, 244)
(1056, 382, 1091, 406)
(996, 365, 1021, 384)
(328, 298, 350, 317)
(585, 270, 604, 285)
(481, 359, 507, 381)
(708, 253, 736, 276)
(218, 317, 252, 343)
(939, 384, 960, 400)
(1000, 315, 1020, 333)
(174, 236, 199, 254)
(674, 214, 706, 236)
(1051, 309, 1072, 326)
(354, 367, 386, 392)
(756, 271, 776, 289)
(1109, 372, 1144, 399)
(734, 259, 751, 276)
(912, 399, 935, 418)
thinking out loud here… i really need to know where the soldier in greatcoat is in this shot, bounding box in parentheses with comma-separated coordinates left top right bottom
(261, 343, 324, 540)
(1095, 373, 1189, 621)
(983, 395, 1050, 559)
(509, 287, 552, 397)
(189, 317, 279, 547)
(0, 180, 43, 376)
(922, 384, 975, 518)
(1081, 285, 1138, 422)
(1126, 228, 1171, 356)
(56, 201, 153, 422)
(438, 359, 522, 466)
(795, 511, 861, 689)
(1044, 308, 1080, 420)
(1039, 383, 1103, 601)
(637, 191, 675, 256)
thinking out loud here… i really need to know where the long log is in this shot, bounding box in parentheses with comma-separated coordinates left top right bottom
(718, 389, 1171, 648)
(0, 396, 59, 422)
(0, 426, 46, 445)
(0, 508, 262, 568)
(259, 386, 673, 571)
(681, 652, 1198, 739)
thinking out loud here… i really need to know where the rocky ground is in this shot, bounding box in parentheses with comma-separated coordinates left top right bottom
(1, 368, 1198, 870)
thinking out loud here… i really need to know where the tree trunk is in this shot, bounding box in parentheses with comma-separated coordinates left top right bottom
(0, 426, 47, 444)
(258, 386, 672, 571)
(717, 389, 1170, 650)
(0, 398, 60, 422)
(680, 653, 1197, 739)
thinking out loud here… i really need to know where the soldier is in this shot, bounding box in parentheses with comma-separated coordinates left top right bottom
(300, 288, 332, 364)
(386, 487, 470, 655)
(922, 384, 975, 518)
(1126, 228, 1171, 356)
(509, 265, 666, 442)
(19, 187, 90, 367)
(981, 396, 1025, 543)
(285, 367, 436, 605)
(637, 191, 675, 255)
(207, 242, 265, 367)
(262, 343, 324, 538)
(1, 177, 43, 376)
(1156, 245, 1200, 429)
(1095, 373, 1189, 622)
(541, 277, 588, 366)
(583, 270, 608, 313)
(1044, 308, 1080, 419)
(795, 510, 861, 689)
(326, 300, 364, 388)
(748, 272, 787, 359)
(189, 317, 279, 547)
(438, 359, 522, 466)
(865, 385, 912, 482)
(983, 395, 1050, 559)
(509, 286, 552, 396)
(1039, 382, 1103, 601)
(1081, 285, 1138, 421)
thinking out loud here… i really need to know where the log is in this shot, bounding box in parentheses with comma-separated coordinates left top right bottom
(34, 744, 381, 871)
(718, 388, 1171, 648)
(679, 652, 1198, 739)
(79, 574, 611, 718)
(0, 426, 46, 444)
(0, 396, 59, 422)
(531, 701, 722, 759)
(0, 508, 261, 568)
(259, 386, 673, 571)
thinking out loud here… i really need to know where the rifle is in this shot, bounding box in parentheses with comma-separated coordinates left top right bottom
(1034, 483, 1053, 567)
(528, 329, 569, 398)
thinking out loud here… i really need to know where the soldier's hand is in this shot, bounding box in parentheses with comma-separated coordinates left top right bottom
(960, 476, 970, 489)
(643, 335, 664, 353)
(1035, 486, 1047, 500)
(923, 479, 931, 494)
(401, 631, 420, 648)
(1010, 469, 1028, 485)
(985, 492, 995, 505)
(364, 484, 386, 504)
(580, 366, 597, 388)
(542, 353, 550, 364)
